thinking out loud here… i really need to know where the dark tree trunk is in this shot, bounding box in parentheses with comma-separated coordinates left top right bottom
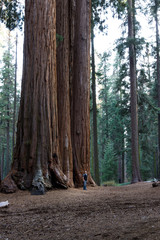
(6, 103, 10, 174)
(1, 148, 5, 181)
(91, 23, 100, 185)
(56, 0, 74, 187)
(155, 0, 160, 178)
(121, 136, 125, 183)
(0, 147, 5, 182)
(1, 0, 68, 193)
(128, 0, 141, 183)
(119, 93, 125, 183)
(12, 33, 17, 153)
(5, 33, 11, 175)
(1, 0, 95, 193)
(71, 0, 95, 187)
(104, 84, 108, 140)
(0, 164, 1, 184)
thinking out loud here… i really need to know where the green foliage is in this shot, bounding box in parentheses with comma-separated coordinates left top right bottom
(95, 0, 159, 182)
(0, 37, 20, 179)
(117, 182, 131, 186)
(102, 180, 117, 186)
(0, 0, 24, 30)
(101, 140, 118, 182)
(56, 33, 64, 47)
(97, 52, 123, 183)
(92, 0, 108, 33)
(109, 0, 127, 18)
(137, 65, 158, 180)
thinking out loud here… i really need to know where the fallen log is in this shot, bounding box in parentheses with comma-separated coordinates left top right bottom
(0, 201, 9, 208)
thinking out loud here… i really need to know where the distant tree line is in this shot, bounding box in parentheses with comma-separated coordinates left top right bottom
(90, 0, 160, 184)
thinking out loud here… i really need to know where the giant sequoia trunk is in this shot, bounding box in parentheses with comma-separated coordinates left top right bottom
(128, 0, 141, 183)
(56, 0, 95, 187)
(71, 0, 94, 187)
(1, 0, 94, 193)
(1, 0, 67, 193)
(56, 0, 73, 187)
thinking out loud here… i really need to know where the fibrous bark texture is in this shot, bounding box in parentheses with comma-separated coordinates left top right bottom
(1, 0, 95, 193)
(56, 0, 73, 187)
(1, 0, 67, 193)
(71, 0, 95, 187)
(56, 0, 95, 187)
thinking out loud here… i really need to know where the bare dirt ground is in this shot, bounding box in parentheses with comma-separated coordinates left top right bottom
(0, 182, 160, 240)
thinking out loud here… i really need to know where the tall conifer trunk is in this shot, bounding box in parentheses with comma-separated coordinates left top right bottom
(56, 0, 74, 187)
(155, 0, 160, 178)
(1, 0, 95, 193)
(12, 33, 18, 153)
(91, 22, 100, 185)
(6, 32, 11, 175)
(1, 0, 68, 193)
(71, 0, 94, 187)
(128, 0, 141, 183)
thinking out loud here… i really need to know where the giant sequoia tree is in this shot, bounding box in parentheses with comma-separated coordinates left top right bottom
(71, 0, 94, 186)
(56, 0, 73, 187)
(1, 0, 94, 193)
(57, 0, 94, 187)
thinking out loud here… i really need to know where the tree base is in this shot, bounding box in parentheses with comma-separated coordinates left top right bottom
(0, 173, 18, 193)
(31, 187, 46, 195)
(0, 166, 96, 193)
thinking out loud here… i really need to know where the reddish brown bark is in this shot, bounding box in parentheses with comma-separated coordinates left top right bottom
(56, 0, 95, 187)
(1, 0, 67, 193)
(56, 0, 74, 187)
(1, 0, 95, 193)
(71, 0, 95, 187)
(0, 172, 17, 193)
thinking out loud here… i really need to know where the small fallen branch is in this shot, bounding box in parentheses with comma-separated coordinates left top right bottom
(0, 201, 9, 208)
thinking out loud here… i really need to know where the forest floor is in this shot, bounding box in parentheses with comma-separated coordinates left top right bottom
(0, 182, 160, 240)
